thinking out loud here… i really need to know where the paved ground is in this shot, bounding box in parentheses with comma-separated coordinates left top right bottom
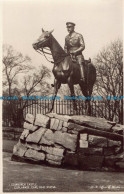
(3, 152, 124, 192)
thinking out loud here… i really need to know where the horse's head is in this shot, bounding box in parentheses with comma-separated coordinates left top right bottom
(32, 28, 54, 50)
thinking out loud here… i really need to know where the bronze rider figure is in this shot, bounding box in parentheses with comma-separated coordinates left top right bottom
(64, 22, 85, 81)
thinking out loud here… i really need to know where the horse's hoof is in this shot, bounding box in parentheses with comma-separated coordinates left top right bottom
(45, 109, 52, 114)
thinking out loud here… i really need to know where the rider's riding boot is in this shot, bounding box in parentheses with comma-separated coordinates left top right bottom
(79, 63, 85, 81)
(76, 55, 85, 81)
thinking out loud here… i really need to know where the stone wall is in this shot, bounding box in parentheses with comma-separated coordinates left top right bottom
(12, 113, 124, 171)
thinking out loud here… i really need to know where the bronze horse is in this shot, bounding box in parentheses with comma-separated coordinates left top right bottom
(33, 29, 96, 114)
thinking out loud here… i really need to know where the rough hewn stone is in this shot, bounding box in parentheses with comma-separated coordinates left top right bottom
(47, 113, 71, 122)
(88, 135, 107, 147)
(26, 127, 46, 143)
(39, 129, 54, 145)
(67, 130, 78, 135)
(46, 154, 63, 162)
(54, 144, 64, 149)
(39, 137, 54, 146)
(50, 118, 55, 129)
(12, 112, 124, 171)
(108, 140, 121, 147)
(80, 133, 88, 141)
(50, 118, 59, 130)
(26, 143, 41, 151)
(39, 129, 55, 145)
(41, 146, 64, 157)
(23, 122, 33, 130)
(57, 120, 63, 130)
(54, 131, 77, 151)
(13, 142, 27, 157)
(31, 125, 38, 132)
(35, 114, 50, 127)
(62, 127, 67, 132)
(68, 122, 75, 130)
(63, 121, 68, 128)
(68, 123, 123, 142)
(44, 129, 54, 141)
(46, 159, 61, 166)
(54, 114, 71, 122)
(25, 114, 35, 124)
(20, 129, 29, 140)
(23, 122, 38, 132)
(112, 124, 124, 134)
(69, 115, 113, 131)
(25, 149, 45, 161)
(79, 140, 88, 148)
(78, 148, 103, 155)
(46, 113, 56, 118)
(52, 147, 64, 156)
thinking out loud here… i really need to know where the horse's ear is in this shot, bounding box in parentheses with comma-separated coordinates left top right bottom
(42, 28, 45, 32)
(49, 29, 54, 34)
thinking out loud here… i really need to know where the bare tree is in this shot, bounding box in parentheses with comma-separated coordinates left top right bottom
(2, 44, 32, 125)
(11, 65, 51, 126)
(2, 44, 32, 96)
(2, 44, 52, 126)
(94, 39, 123, 123)
(20, 65, 51, 105)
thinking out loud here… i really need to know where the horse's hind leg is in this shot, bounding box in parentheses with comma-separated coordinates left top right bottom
(87, 86, 93, 115)
(47, 79, 61, 113)
(79, 83, 92, 115)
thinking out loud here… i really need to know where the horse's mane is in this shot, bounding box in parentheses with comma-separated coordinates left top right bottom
(51, 34, 66, 55)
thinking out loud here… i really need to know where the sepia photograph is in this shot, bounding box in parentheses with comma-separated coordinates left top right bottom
(0, 0, 124, 193)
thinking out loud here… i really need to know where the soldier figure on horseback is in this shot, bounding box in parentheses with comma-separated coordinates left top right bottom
(64, 22, 85, 81)
(32, 26, 96, 113)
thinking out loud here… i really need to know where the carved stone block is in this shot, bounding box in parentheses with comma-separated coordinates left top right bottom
(25, 114, 34, 124)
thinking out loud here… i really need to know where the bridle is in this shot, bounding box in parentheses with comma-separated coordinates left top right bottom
(36, 47, 54, 64)
(35, 36, 69, 64)
(36, 47, 69, 65)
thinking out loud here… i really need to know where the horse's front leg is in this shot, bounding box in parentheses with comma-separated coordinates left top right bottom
(48, 79, 61, 113)
(68, 77, 78, 114)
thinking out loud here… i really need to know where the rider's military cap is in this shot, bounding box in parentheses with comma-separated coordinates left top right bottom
(66, 22, 75, 27)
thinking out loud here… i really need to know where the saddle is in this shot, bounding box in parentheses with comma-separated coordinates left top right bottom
(70, 54, 91, 64)
(70, 54, 77, 62)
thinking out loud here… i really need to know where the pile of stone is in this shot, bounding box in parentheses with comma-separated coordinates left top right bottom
(12, 113, 124, 171)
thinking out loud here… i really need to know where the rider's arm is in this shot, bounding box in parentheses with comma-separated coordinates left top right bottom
(64, 38, 68, 53)
(79, 34, 85, 51)
(72, 34, 85, 54)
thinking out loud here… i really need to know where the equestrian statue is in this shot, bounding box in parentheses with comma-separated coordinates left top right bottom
(32, 22, 96, 114)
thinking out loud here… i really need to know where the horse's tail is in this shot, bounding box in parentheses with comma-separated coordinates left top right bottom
(86, 60, 96, 87)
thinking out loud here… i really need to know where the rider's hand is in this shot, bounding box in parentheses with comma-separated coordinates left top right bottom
(70, 51, 76, 55)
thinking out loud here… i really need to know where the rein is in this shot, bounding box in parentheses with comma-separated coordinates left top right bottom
(36, 48, 54, 63)
(36, 47, 69, 64)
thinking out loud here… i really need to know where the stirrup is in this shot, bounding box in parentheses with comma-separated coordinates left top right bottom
(80, 77, 85, 82)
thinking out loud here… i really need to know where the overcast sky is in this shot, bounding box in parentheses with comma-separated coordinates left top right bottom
(2, 0, 123, 69)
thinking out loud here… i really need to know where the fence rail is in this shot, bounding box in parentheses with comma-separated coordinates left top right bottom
(2, 99, 123, 127)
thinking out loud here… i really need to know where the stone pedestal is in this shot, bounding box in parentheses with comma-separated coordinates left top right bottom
(12, 113, 124, 171)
